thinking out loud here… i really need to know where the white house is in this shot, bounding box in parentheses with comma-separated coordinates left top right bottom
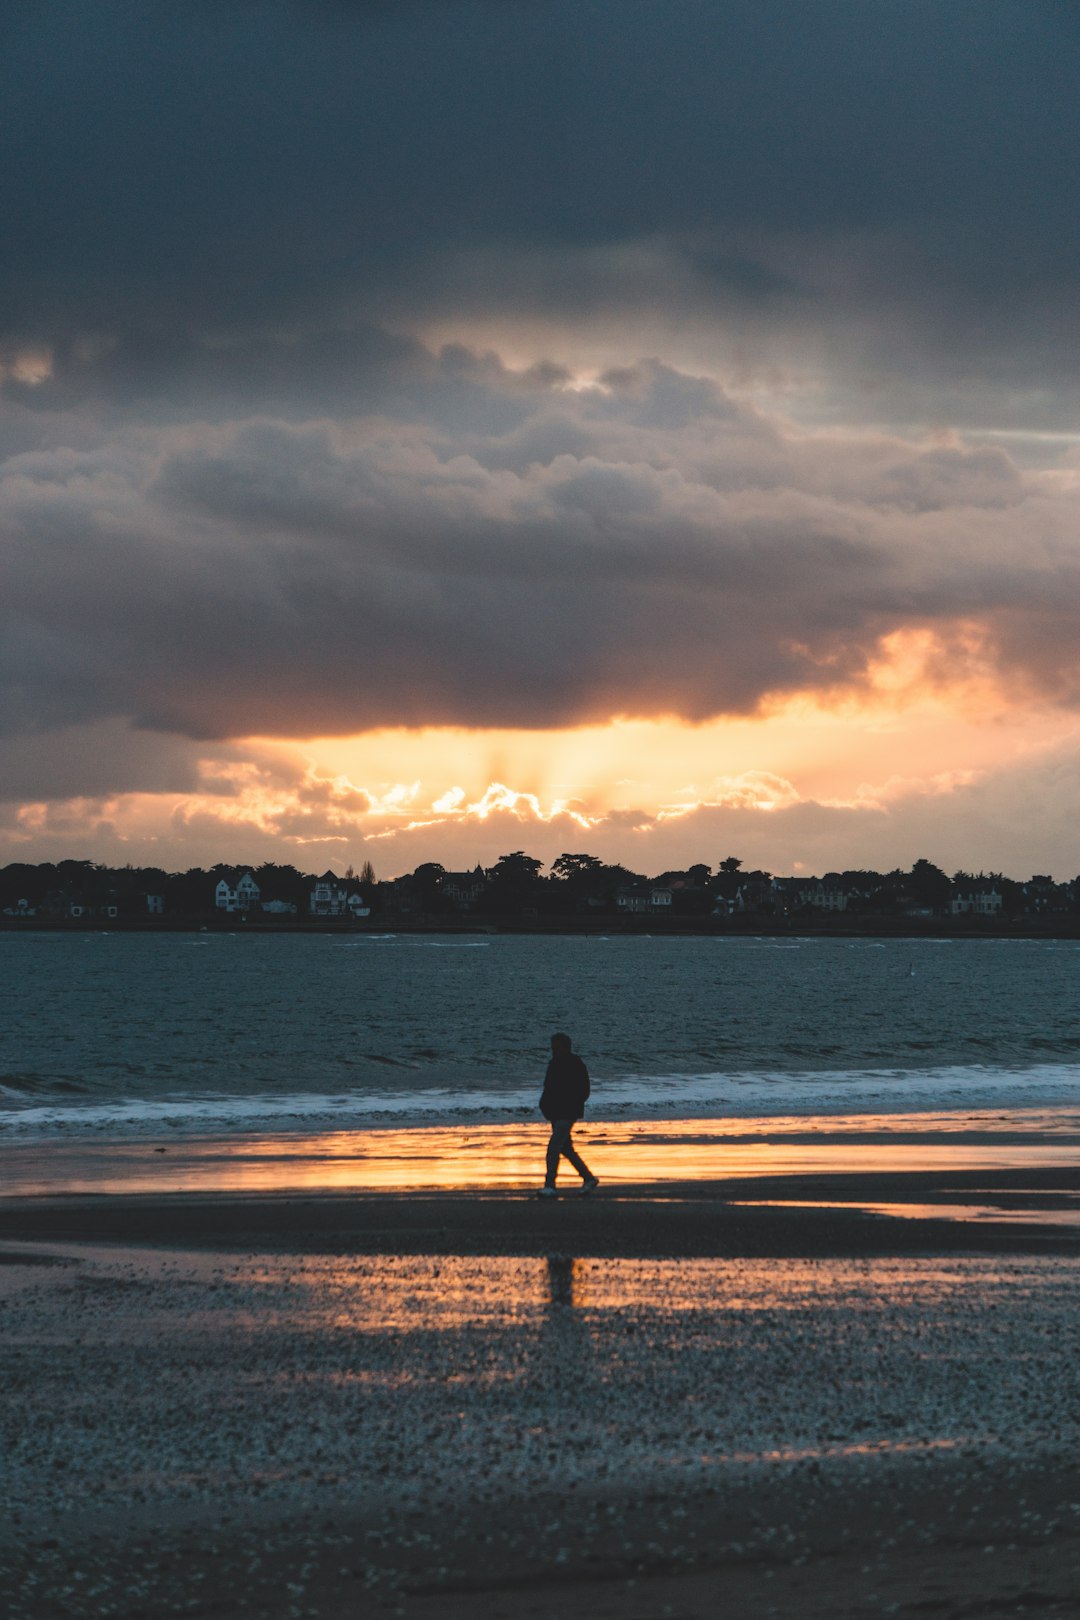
(951, 887, 1003, 917)
(310, 872, 346, 915)
(236, 872, 260, 909)
(309, 872, 371, 918)
(615, 885, 651, 913)
(769, 876, 851, 912)
(215, 871, 261, 913)
(806, 882, 849, 912)
(67, 898, 118, 919)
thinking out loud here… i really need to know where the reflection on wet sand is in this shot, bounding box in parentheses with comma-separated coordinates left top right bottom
(4, 1244, 1074, 1337)
(4, 1107, 1080, 1197)
(731, 1197, 1080, 1226)
(6, 1238, 1080, 1620)
(546, 1253, 578, 1308)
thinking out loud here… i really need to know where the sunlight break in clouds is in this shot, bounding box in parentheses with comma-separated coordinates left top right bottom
(408, 783, 599, 833)
(4, 668, 1079, 876)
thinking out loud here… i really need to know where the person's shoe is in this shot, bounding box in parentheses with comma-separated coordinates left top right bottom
(579, 1176, 600, 1196)
(536, 1185, 559, 1198)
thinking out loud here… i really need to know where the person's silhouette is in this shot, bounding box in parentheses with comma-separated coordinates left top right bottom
(536, 1032, 598, 1197)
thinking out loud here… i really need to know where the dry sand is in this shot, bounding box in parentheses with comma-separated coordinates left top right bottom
(2, 1176, 1080, 1618)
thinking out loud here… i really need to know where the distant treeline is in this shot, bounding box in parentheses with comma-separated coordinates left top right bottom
(2, 854, 1078, 925)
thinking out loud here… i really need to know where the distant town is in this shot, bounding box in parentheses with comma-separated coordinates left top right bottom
(2, 853, 1080, 935)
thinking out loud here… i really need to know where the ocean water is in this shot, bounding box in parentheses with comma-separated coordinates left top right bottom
(2, 931, 1079, 1138)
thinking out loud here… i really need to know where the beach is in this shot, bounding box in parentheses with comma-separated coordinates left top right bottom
(4, 1152, 1080, 1619)
(5, 936, 1080, 1615)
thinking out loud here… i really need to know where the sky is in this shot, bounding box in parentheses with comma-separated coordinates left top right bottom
(4, 0, 1080, 879)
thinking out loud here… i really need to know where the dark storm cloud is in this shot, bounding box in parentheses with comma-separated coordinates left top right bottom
(0, 722, 243, 803)
(5, 0, 1080, 425)
(3, 357, 1080, 744)
(5, 1, 1080, 759)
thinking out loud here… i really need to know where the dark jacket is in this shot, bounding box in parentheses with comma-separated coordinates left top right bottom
(539, 1053, 590, 1123)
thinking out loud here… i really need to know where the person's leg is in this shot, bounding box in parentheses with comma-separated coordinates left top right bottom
(545, 1119, 571, 1185)
(561, 1124, 593, 1182)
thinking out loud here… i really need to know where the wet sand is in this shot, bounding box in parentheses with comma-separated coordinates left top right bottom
(4, 1162, 1080, 1258)
(3, 1169, 1080, 1617)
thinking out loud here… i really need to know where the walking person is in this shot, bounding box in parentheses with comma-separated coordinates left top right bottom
(537, 1032, 599, 1197)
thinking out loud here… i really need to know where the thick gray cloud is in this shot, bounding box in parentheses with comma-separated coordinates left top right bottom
(0, 722, 248, 803)
(5, 0, 1080, 776)
(3, 355, 1080, 745)
(5, 1, 1080, 432)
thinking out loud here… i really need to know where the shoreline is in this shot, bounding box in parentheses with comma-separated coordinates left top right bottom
(4, 1105, 1080, 1200)
(6, 915, 1080, 938)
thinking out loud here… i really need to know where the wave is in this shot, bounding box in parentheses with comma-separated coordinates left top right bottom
(2, 1061, 1079, 1137)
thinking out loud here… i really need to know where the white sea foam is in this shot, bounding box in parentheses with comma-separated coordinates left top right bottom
(2, 1062, 1079, 1137)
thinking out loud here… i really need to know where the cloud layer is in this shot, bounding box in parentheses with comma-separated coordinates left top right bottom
(3, 349, 1079, 748)
(7, 2, 1080, 432)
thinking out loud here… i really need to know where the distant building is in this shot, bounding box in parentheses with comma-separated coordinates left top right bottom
(440, 868, 489, 910)
(951, 887, 1003, 917)
(66, 893, 117, 919)
(734, 878, 774, 913)
(215, 871, 261, 913)
(806, 882, 849, 913)
(615, 884, 651, 913)
(310, 872, 370, 918)
(310, 872, 346, 916)
(1023, 877, 1064, 913)
(146, 894, 164, 915)
(613, 884, 671, 913)
(769, 876, 854, 912)
(770, 876, 809, 911)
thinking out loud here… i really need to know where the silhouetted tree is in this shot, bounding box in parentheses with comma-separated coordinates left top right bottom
(486, 851, 544, 914)
(908, 858, 952, 909)
(410, 862, 447, 913)
(551, 853, 605, 884)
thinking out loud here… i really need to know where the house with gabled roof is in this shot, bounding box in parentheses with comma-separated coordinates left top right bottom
(951, 882, 1003, 917)
(214, 870, 261, 913)
(310, 871, 370, 918)
(440, 867, 489, 910)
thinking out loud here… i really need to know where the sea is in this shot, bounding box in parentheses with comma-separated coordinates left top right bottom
(2, 930, 1079, 1139)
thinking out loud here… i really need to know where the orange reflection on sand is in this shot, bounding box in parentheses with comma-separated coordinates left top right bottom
(729, 1199, 1080, 1226)
(206, 1253, 1056, 1333)
(4, 1110, 1080, 1197)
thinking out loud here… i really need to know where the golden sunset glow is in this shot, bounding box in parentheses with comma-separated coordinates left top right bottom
(6, 1115, 1077, 1198)
(8, 634, 1071, 873)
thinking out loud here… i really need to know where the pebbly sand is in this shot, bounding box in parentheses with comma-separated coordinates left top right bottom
(3, 1161, 1080, 1617)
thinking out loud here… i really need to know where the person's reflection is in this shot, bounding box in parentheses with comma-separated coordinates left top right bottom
(546, 1252, 578, 1309)
(535, 1257, 593, 1414)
